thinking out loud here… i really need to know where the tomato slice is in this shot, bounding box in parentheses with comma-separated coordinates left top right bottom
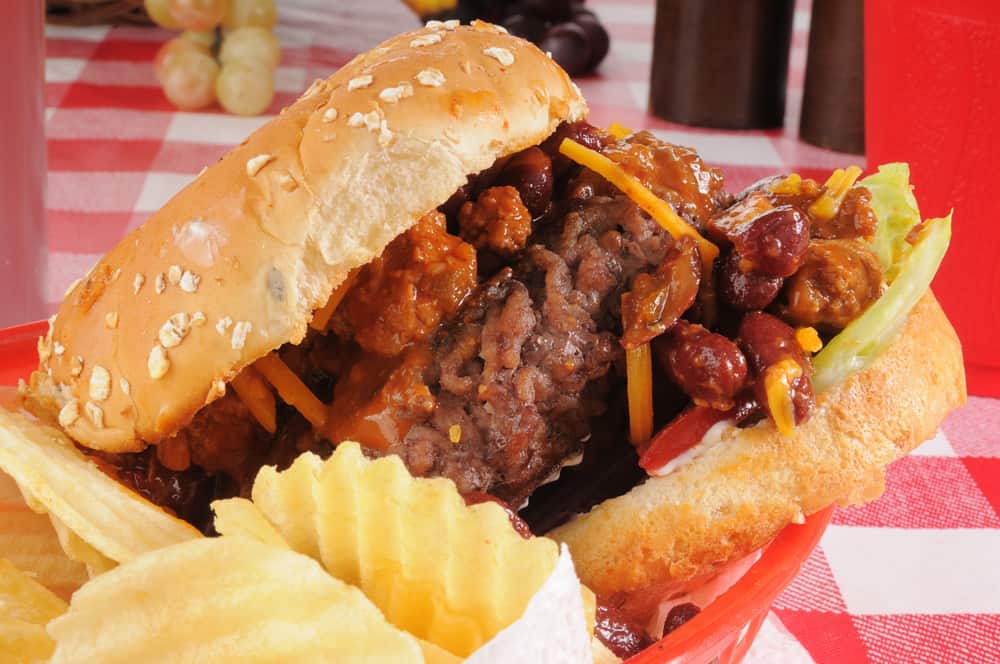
(639, 406, 730, 473)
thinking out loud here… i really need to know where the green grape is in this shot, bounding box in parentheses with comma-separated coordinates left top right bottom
(144, 0, 180, 29)
(153, 37, 209, 84)
(222, 0, 276, 30)
(161, 49, 220, 110)
(216, 62, 274, 116)
(181, 30, 217, 50)
(219, 27, 280, 70)
(168, 0, 229, 32)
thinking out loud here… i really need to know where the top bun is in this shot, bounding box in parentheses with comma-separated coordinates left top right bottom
(31, 22, 587, 453)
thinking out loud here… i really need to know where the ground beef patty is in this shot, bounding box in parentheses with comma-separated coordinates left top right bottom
(391, 191, 676, 505)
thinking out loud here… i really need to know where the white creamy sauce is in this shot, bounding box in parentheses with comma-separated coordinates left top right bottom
(518, 451, 585, 510)
(649, 418, 734, 478)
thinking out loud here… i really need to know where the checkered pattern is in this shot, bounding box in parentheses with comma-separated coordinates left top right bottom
(29, 0, 1000, 662)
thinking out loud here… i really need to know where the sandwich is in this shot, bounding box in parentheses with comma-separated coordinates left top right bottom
(0, 20, 965, 656)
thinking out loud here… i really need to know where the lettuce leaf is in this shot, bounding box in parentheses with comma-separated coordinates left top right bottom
(859, 163, 922, 282)
(813, 212, 951, 393)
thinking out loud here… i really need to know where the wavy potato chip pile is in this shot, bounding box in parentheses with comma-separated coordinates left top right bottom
(47, 536, 432, 663)
(215, 442, 588, 657)
(0, 472, 87, 600)
(0, 410, 199, 572)
(0, 558, 68, 663)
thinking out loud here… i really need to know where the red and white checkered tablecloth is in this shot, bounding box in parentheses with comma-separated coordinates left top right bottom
(33, 0, 1000, 661)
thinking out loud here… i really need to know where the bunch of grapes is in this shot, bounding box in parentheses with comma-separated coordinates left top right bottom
(430, 0, 609, 76)
(146, 0, 280, 115)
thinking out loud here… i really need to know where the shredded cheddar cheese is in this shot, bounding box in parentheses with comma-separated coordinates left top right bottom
(254, 354, 328, 430)
(808, 166, 863, 221)
(559, 138, 719, 274)
(764, 359, 804, 436)
(795, 327, 823, 354)
(309, 269, 360, 331)
(768, 173, 803, 196)
(607, 122, 632, 140)
(626, 343, 654, 447)
(230, 367, 277, 433)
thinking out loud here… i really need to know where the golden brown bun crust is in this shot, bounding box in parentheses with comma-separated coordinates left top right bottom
(30, 23, 586, 453)
(551, 292, 966, 598)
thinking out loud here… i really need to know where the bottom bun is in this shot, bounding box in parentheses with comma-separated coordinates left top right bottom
(551, 291, 965, 600)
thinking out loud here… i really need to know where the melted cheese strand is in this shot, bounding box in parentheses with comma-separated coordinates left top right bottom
(626, 343, 654, 447)
(607, 122, 632, 139)
(808, 165, 863, 221)
(230, 367, 277, 433)
(795, 326, 823, 353)
(763, 359, 803, 436)
(254, 354, 328, 430)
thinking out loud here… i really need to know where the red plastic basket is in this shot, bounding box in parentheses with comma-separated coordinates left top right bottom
(0, 321, 831, 662)
(628, 505, 831, 663)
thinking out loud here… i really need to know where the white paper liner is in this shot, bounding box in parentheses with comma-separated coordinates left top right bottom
(467, 544, 593, 663)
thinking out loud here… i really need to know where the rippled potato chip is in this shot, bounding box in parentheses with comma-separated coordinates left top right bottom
(215, 442, 572, 657)
(48, 536, 427, 663)
(0, 410, 199, 569)
(0, 558, 68, 663)
(0, 472, 87, 599)
(211, 496, 288, 548)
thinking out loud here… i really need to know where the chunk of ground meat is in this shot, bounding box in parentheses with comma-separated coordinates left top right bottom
(620, 236, 701, 349)
(777, 239, 884, 330)
(167, 391, 270, 485)
(458, 186, 532, 257)
(386, 192, 685, 505)
(334, 211, 477, 357)
(811, 186, 878, 240)
(601, 131, 730, 228)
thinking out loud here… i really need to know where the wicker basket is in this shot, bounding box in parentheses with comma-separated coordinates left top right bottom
(46, 0, 153, 26)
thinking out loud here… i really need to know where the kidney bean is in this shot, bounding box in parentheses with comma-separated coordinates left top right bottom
(595, 603, 654, 659)
(717, 248, 784, 311)
(737, 312, 809, 375)
(707, 194, 810, 277)
(731, 388, 764, 426)
(657, 320, 748, 410)
(493, 147, 554, 218)
(540, 120, 612, 179)
(663, 603, 701, 635)
(737, 311, 815, 424)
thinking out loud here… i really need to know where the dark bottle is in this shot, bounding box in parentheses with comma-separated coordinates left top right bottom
(800, 0, 865, 153)
(649, 0, 795, 129)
